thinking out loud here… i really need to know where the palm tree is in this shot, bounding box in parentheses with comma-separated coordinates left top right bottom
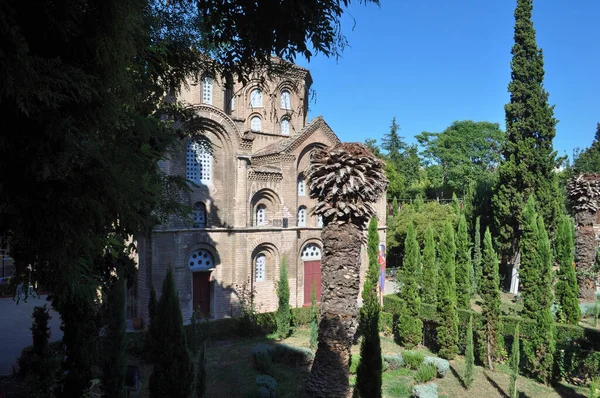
(305, 143, 388, 397)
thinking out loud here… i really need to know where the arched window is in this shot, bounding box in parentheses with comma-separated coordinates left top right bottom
(250, 89, 262, 107)
(186, 141, 212, 184)
(297, 207, 307, 227)
(317, 215, 324, 228)
(251, 116, 262, 132)
(280, 118, 290, 136)
(280, 90, 291, 109)
(188, 249, 214, 272)
(256, 204, 266, 226)
(193, 202, 207, 228)
(297, 175, 306, 196)
(202, 76, 213, 105)
(301, 244, 322, 261)
(255, 254, 266, 282)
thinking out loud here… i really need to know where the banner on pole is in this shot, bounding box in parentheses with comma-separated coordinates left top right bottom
(378, 243, 386, 292)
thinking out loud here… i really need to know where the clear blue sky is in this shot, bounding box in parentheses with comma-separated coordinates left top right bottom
(297, 0, 600, 160)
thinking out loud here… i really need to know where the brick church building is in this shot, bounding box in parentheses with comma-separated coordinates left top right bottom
(133, 61, 387, 325)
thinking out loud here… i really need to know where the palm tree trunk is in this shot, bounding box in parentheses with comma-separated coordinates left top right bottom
(575, 211, 597, 300)
(306, 221, 363, 398)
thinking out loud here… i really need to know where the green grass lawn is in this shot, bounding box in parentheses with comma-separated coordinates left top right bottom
(130, 327, 589, 398)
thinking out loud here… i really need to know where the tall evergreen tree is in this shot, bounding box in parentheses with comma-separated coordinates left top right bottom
(382, 117, 403, 163)
(493, 0, 560, 269)
(276, 256, 291, 338)
(392, 197, 399, 218)
(436, 222, 458, 359)
(509, 323, 520, 398)
(519, 196, 541, 319)
(464, 314, 475, 390)
(555, 215, 581, 324)
(149, 268, 193, 398)
(396, 222, 423, 348)
(456, 214, 472, 310)
(473, 217, 482, 294)
(481, 228, 502, 370)
(356, 218, 383, 398)
(421, 226, 437, 305)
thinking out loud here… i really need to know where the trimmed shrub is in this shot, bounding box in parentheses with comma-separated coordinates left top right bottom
(414, 363, 437, 383)
(291, 307, 313, 327)
(380, 312, 393, 335)
(403, 350, 425, 370)
(256, 375, 277, 398)
(423, 357, 449, 378)
(271, 344, 314, 366)
(383, 354, 404, 370)
(252, 344, 274, 374)
(413, 383, 438, 398)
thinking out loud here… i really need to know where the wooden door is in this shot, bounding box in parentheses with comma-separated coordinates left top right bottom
(192, 272, 211, 317)
(303, 260, 321, 306)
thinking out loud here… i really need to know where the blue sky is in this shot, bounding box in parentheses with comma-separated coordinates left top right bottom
(296, 0, 600, 160)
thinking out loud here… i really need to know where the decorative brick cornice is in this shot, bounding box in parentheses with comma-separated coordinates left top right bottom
(248, 170, 283, 181)
(189, 105, 242, 143)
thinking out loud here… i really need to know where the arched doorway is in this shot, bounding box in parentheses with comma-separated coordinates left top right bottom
(188, 249, 215, 317)
(302, 243, 322, 306)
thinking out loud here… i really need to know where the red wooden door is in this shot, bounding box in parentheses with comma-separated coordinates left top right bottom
(304, 260, 321, 306)
(192, 272, 210, 317)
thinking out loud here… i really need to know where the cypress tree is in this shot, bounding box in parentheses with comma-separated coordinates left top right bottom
(392, 197, 399, 218)
(102, 275, 126, 398)
(309, 283, 319, 351)
(519, 195, 540, 319)
(396, 222, 423, 348)
(464, 314, 475, 390)
(509, 323, 520, 398)
(421, 226, 437, 305)
(436, 221, 458, 359)
(555, 215, 581, 324)
(356, 218, 382, 397)
(149, 268, 193, 398)
(276, 256, 291, 339)
(473, 217, 482, 295)
(481, 228, 502, 370)
(456, 214, 472, 310)
(493, 0, 560, 266)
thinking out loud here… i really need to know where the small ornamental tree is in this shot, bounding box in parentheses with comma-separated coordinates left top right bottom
(396, 222, 423, 348)
(436, 221, 458, 359)
(555, 215, 581, 325)
(392, 197, 399, 218)
(456, 214, 472, 310)
(464, 314, 475, 389)
(101, 275, 126, 398)
(356, 218, 383, 398)
(421, 226, 437, 305)
(472, 217, 482, 295)
(149, 268, 193, 398)
(481, 228, 502, 370)
(509, 323, 520, 398)
(520, 196, 540, 319)
(276, 256, 291, 339)
(309, 283, 319, 351)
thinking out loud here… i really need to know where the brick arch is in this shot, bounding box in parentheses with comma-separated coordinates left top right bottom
(251, 242, 280, 283)
(296, 141, 328, 173)
(299, 239, 323, 305)
(186, 243, 220, 270)
(249, 188, 283, 226)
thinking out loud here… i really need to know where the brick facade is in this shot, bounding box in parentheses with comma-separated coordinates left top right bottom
(135, 62, 387, 325)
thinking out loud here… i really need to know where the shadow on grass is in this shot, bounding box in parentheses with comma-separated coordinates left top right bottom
(551, 382, 586, 398)
(483, 371, 509, 398)
(449, 365, 467, 390)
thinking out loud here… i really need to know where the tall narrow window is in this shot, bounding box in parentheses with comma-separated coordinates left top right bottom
(318, 215, 323, 228)
(297, 176, 306, 196)
(186, 141, 213, 185)
(297, 207, 307, 227)
(193, 202, 207, 228)
(250, 89, 262, 107)
(251, 116, 262, 132)
(202, 77, 213, 105)
(256, 205, 266, 226)
(280, 90, 291, 109)
(281, 118, 290, 136)
(255, 254, 266, 282)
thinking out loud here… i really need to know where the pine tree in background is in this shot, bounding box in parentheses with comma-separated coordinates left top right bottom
(519, 196, 540, 319)
(276, 256, 291, 339)
(509, 323, 520, 398)
(421, 226, 437, 305)
(149, 268, 193, 398)
(101, 275, 126, 398)
(456, 214, 472, 310)
(396, 222, 423, 348)
(309, 283, 319, 351)
(481, 228, 502, 370)
(473, 217, 482, 295)
(452, 193, 461, 221)
(356, 218, 383, 398)
(493, 0, 560, 267)
(464, 314, 475, 389)
(436, 222, 458, 359)
(555, 215, 581, 325)
(524, 216, 555, 384)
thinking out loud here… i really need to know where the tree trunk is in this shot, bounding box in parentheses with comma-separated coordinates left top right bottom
(575, 211, 598, 300)
(306, 222, 363, 398)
